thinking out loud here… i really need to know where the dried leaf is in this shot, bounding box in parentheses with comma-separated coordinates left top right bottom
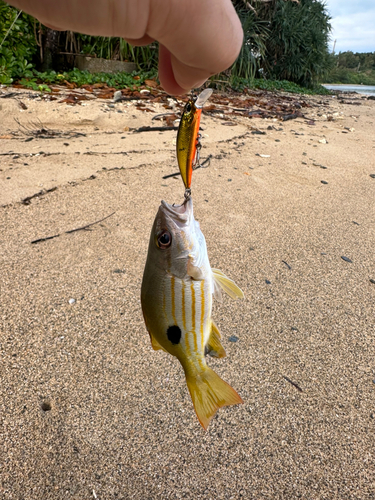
(165, 114, 178, 126)
(144, 79, 157, 88)
(63, 80, 77, 89)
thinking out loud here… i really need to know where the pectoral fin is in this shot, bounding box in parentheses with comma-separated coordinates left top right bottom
(212, 268, 244, 300)
(205, 321, 226, 358)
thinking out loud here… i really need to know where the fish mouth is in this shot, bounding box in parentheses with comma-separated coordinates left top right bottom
(160, 197, 193, 223)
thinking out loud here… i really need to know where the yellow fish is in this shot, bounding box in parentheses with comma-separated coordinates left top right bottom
(141, 196, 244, 429)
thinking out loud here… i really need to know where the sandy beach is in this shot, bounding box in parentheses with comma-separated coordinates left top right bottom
(1, 85, 374, 499)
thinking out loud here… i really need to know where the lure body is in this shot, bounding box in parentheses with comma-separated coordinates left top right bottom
(176, 89, 213, 189)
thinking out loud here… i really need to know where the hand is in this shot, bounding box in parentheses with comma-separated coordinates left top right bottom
(7, 0, 243, 95)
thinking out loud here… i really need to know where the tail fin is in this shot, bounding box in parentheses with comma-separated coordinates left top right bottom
(185, 367, 243, 430)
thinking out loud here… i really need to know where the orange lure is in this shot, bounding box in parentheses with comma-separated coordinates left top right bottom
(176, 89, 213, 190)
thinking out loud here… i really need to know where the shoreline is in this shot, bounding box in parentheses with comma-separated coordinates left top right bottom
(322, 83, 375, 96)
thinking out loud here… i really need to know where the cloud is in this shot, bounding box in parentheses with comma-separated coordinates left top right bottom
(326, 0, 375, 53)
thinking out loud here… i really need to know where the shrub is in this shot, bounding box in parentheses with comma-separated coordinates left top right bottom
(0, 1, 37, 84)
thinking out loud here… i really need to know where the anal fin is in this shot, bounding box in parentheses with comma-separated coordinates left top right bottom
(205, 321, 226, 358)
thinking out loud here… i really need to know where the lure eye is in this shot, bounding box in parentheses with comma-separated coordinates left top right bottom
(157, 230, 172, 249)
(185, 102, 192, 113)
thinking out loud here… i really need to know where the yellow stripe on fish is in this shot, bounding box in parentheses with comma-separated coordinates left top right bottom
(141, 196, 244, 429)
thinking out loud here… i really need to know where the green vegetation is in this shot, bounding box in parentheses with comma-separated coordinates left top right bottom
(16, 68, 330, 97)
(231, 6, 269, 80)
(324, 51, 375, 85)
(231, 76, 331, 95)
(17, 68, 158, 91)
(68, 33, 158, 71)
(232, 0, 332, 88)
(0, 1, 37, 84)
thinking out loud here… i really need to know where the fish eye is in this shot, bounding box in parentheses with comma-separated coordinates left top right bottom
(157, 230, 172, 249)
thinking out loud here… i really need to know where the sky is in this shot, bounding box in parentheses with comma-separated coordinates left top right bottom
(325, 0, 375, 53)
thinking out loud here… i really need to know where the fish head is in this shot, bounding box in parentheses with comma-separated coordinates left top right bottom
(147, 197, 208, 280)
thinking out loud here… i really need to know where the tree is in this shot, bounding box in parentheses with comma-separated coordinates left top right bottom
(261, 0, 332, 86)
(232, 0, 333, 87)
(40, 27, 60, 71)
(230, 2, 269, 80)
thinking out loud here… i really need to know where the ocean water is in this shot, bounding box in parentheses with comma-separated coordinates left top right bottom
(323, 84, 375, 96)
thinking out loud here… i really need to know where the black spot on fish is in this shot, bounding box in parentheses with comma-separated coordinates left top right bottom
(167, 325, 181, 345)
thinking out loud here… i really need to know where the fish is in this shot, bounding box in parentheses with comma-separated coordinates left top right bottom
(141, 196, 244, 429)
(176, 88, 213, 190)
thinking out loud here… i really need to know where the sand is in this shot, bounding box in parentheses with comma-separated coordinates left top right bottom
(0, 85, 374, 499)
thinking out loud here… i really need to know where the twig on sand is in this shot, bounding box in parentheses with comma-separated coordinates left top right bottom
(152, 113, 179, 121)
(65, 211, 115, 233)
(31, 211, 116, 244)
(283, 375, 303, 393)
(22, 187, 57, 205)
(132, 125, 178, 133)
(282, 260, 292, 270)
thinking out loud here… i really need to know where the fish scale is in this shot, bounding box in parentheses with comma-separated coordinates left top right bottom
(162, 275, 212, 372)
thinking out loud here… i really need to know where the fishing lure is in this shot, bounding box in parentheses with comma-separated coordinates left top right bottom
(176, 88, 213, 192)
